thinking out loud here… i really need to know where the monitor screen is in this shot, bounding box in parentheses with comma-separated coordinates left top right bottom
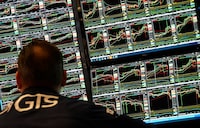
(0, 0, 87, 111)
(79, 0, 200, 124)
(80, 0, 200, 63)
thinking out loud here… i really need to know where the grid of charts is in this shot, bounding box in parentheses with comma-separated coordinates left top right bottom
(0, 0, 87, 110)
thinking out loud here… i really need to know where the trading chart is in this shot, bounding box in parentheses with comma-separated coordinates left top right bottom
(0, 0, 87, 110)
(80, 0, 200, 123)
(91, 52, 200, 120)
(81, 0, 200, 62)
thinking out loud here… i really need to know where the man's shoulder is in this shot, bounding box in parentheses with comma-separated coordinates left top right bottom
(60, 95, 94, 108)
(0, 102, 14, 116)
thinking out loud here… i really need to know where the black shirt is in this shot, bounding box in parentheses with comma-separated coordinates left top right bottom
(0, 87, 149, 128)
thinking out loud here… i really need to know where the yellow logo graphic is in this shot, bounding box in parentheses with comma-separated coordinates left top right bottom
(14, 93, 59, 112)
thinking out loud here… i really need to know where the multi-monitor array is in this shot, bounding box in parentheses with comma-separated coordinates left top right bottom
(0, 0, 87, 110)
(80, 0, 200, 124)
(0, 0, 200, 125)
(81, 0, 200, 62)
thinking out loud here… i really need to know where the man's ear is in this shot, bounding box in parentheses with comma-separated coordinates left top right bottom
(61, 70, 67, 87)
(16, 71, 22, 92)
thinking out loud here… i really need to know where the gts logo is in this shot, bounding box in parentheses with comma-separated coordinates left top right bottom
(0, 93, 59, 114)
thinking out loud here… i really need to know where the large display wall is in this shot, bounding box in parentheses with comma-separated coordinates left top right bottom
(79, 0, 200, 124)
(1, 0, 200, 125)
(0, 0, 88, 111)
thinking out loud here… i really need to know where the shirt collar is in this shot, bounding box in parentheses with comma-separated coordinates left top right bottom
(22, 86, 60, 95)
